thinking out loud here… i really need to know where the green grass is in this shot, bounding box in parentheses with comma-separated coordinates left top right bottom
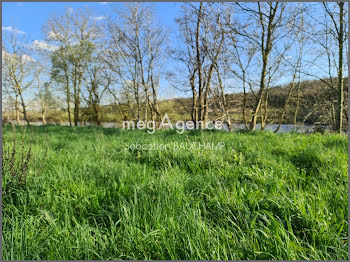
(2, 125, 348, 260)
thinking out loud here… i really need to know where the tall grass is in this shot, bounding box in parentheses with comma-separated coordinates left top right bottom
(2, 125, 348, 260)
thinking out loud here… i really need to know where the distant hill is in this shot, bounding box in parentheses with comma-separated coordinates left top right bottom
(4, 77, 347, 128)
(145, 77, 348, 125)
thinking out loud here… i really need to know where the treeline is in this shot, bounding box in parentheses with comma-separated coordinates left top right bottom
(2, 2, 348, 132)
(139, 76, 348, 126)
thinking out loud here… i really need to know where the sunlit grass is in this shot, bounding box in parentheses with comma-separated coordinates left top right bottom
(2, 125, 348, 260)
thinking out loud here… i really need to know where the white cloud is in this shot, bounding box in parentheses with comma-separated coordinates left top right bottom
(99, 2, 109, 5)
(22, 54, 35, 62)
(2, 26, 26, 35)
(67, 7, 74, 13)
(33, 40, 59, 52)
(2, 50, 35, 62)
(92, 16, 106, 21)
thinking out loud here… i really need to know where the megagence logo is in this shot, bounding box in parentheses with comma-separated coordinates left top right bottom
(123, 113, 224, 134)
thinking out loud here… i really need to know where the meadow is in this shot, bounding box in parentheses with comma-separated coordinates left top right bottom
(2, 125, 348, 260)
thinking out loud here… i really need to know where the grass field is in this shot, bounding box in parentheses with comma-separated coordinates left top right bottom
(2, 125, 348, 260)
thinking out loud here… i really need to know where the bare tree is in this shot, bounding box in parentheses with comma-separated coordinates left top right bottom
(225, 20, 257, 129)
(323, 2, 346, 133)
(173, 3, 227, 126)
(235, 2, 289, 130)
(82, 50, 111, 126)
(2, 32, 33, 124)
(274, 4, 307, 133)
(106, 3, 167, 125)
(211, 62, 233, 129)
(300, 2, 348, 131)
(44, 7, 100, 126)
(33, 63, 48, 124)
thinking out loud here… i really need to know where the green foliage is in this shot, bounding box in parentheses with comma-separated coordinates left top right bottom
(50, 41, 96, 85)
(2, 126, 348, 260)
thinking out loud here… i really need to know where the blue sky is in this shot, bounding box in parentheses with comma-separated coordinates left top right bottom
(3, 2, 181, 42)
(3, 2, 183, 99)
(3, 2, 348, 101)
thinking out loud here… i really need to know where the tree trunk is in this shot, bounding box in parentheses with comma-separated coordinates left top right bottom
(67, 95, 72, 126)
(251, 63, 267, 131)
(261, 92, 269, 130)
(65, 73, 72, 126)
(293, 78, 301, 131)
(19, 90, 30, 125)
(190, 70, 198, 123)
(144, 90, 149, 122)
(250, 3, 278, 131)
(336, 2, 344, 133)
(15, 93, 20, 125)
(275, 74, 297, 133)
(74, 95, 79, 126)
(151, 79, 161, 123)
(217, 67, 232, 130)
(94, 103, 100, 126)
(196, 3, 203, 124)
(242, 71, 249, 130)
(42, 109, 46, 125)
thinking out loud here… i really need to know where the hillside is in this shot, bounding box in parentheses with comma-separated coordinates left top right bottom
(4, 77, 348, 128)
(100, 77, 348, 125)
